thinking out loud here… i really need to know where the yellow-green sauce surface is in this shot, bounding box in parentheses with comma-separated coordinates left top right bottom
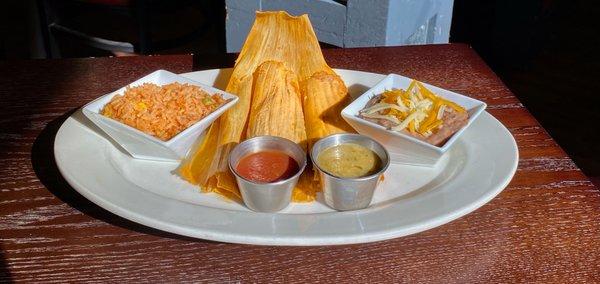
(316, 143, 382, 178)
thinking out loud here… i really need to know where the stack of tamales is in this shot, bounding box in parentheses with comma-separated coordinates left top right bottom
(178, 11, 354, 202)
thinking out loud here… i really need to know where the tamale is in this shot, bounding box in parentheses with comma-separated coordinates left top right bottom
(296, 71, 355, 191)
(178, 74, 253, 200)
(246, 61, 307, 150)
(301, 71, 354, 149)
(292, 171, 320, 202)
(232, 11, 336, 82)
(179, 11, 352, 202)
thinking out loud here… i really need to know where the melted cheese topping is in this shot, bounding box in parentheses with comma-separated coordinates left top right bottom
(364, 80, 466, 137)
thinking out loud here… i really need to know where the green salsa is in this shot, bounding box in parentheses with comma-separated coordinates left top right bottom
(316, 143, 382, 178)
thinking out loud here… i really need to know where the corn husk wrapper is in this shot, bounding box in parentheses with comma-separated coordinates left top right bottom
(246, 61, 307, 150)
(302, 71, 354, 149)
(179, 11, 353, 202)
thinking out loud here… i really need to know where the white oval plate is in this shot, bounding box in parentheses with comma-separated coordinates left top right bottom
(54, 69, 518, 246)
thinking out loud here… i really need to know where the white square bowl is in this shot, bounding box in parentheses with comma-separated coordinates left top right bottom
(341, 73, 486, 167)
(82, 70, 238, 162)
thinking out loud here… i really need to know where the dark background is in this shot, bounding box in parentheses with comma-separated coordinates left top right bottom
(1, 0, 598, 183)
(453, 0, 600, 183)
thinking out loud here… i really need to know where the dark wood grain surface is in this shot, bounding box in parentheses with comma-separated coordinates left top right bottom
(1, 45, 599, 283)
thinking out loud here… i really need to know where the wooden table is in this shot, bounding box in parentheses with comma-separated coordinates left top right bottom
(1, 44, 599, 282)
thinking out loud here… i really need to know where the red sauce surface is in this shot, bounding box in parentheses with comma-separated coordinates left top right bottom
(235, 151, 299, 183)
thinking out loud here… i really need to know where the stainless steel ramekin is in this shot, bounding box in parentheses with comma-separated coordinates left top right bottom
(310, 133, 390, 211)
(229, 136, 307, 212)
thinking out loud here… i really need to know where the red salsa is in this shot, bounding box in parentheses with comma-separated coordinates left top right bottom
(235, 151, 299, 183)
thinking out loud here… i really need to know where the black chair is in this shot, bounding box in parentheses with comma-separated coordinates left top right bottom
(37, 0, 225, 58)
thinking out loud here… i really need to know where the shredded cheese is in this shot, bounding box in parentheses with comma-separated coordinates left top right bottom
(362, 102, 407, 114)
(361, 112, 401, 124)
(437, 105, 446, 119)
(362, 79, 466, 136)
(392, 111, 420, 131)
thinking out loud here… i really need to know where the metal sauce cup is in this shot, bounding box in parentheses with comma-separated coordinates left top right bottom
(229, 136, 307, 212)
(310, 134, 390, 211)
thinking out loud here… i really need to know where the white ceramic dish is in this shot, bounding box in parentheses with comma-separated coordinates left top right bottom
(342, 73, 487, 167)
(54, 68, 518, 246)
(82, 70, 238, 162)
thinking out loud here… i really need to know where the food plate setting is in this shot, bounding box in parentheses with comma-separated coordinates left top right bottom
(54, 11, 518, 246)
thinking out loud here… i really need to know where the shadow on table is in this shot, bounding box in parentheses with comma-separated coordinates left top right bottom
(31, 108, 213, 243)
(0, 242, 12, 283)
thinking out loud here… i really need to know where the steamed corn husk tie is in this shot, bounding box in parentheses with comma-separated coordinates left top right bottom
(178, 11, 353, 202)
